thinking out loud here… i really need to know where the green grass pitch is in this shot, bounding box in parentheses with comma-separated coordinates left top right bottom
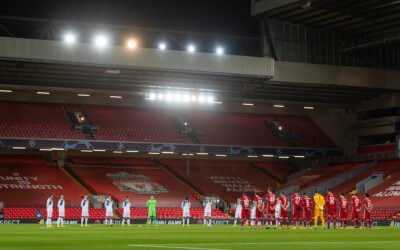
(0, 224, 399, 250)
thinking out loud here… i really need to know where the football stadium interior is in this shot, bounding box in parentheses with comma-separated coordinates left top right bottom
(1, 0, 400, 249)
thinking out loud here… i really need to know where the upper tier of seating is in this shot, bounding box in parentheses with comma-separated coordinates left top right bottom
(0, 101, 336, 149)
(258, 114, 336, 148)
(332, 160, 400, 195)
(67, 157, 199, 207)
(279, 163, 366, 192)
(160, 159, 276, 203)
(0, 102, 85, 140)
(0, 155, 85, 205)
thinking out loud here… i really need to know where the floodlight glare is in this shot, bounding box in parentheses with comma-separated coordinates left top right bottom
(149, 93, 156, 100)
(166, 93, 172, 102)
(191, 95, 197, 102)
(64, 33, 76, 44)
(216, 47, 224, 55)
(207, 96, 214, 103)
(183, 94, 190, 103)
(198, 95, 206, 103)
(157, 93, 164, 100)
(187, 45, 196, 53)
(159, 42, 166, 50)
(127, 39, 137, 49)
(94, 35, 108, 48)
(174, 93, 182, 102)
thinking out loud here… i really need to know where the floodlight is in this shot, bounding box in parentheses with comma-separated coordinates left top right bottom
(183, 94, 190, 103)
(191, 95, 197, 102)
(174, 93, 182, 102)
(216, 47, 224, 55)
(207, 96, 214, 103)
(198, 95, 206, 103)
(64, 33, 76, 44)
(94, 35, 108, 48)
(127, 39, 137, 49)
(187, 45, 196, 53)
(159, 42, 166, 50)
(158, 93, 164, 100)
(166, 93, 172, 102)
(149, 93, 156, 100)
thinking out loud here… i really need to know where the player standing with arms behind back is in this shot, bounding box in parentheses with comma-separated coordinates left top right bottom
(46, 194, 53, 228)
(105, 195, 114, 227)
(81, 195, 89, 227)
(122, 196, 131, 227)
(203, 197, 212, 227)
(254, 193, 264, 229)
(364, 193, 373, 228)
(339, 193, 349, 229)
(233, 198, 242, 227)
(326, 190, 337, 229)
(240, 193, 251, 230)
(291, 191, 302, 229)
(351, 194, 362, 229)
(302, 193, 313, 229)
(57, 194, 65, 227)
(266, 187, 277, 229)
(182, 197, 191, 227)
(279, 192, 289, 229)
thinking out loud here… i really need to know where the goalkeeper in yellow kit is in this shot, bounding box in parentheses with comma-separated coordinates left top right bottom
(313, 191, 326, 229)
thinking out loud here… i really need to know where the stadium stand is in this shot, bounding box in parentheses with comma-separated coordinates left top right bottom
(367, 167, 400, 208)
(159, 159, 276, 203)
(332, 160, 400, 195)
(258, 114, 336, 148)
(252, 161, 299, 183)
(0, 102, 85, 140)
(279, 163, 366, 192)
(81, 105, 192, 144)
(0, 155, 85, 205)
(2, 207, 106, 219)
(184, 111, 288, 147)
(67, 157, 199, 207)
(357, 144, 396, 155)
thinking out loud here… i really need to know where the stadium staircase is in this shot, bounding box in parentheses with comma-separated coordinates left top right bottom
(248, 162, 281, 186)
(155, 160, 203, 197)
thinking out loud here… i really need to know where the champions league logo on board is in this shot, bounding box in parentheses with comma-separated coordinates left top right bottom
(106, 172, 168, 194)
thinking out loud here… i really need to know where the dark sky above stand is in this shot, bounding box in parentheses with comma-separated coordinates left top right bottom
(1, 0, 259, 37)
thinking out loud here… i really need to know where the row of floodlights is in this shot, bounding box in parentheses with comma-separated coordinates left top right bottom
(63, 33, 225, 55)
(145, 92, 220, 104)
(11, 147, 305, 158)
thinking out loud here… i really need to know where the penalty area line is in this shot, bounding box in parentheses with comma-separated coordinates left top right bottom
(128, 245, 228, 250)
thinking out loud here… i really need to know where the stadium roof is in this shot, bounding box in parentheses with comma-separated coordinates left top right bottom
(260, 0, 400, 41)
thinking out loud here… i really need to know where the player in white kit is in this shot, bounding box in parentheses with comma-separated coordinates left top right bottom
(233, 198, 242, 227)
(46, 194, 53, 228)
(182, 197, 191, 227)
(122, 196, 131, 227)
(105, 195, 114, 227)
(203, 197, 212, 227)
(250, 201, 256, 226)
(275, 201, 281, 228)
(57, 194, 65, 227)
(81, 195, 89, 227)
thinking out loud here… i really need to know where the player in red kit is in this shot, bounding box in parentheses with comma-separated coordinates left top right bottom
(338, 193, 349, 229)
(279, 192, 290, 229)
(363, 193, 373, 228)
(302, 193, 313, 229)
(240, 193, 252, 230)
(351, 194, 362, 229)
(253, 193, 264, 229)
(325, 190, 337, 229)
(291, 192, 302, 229)
(265, 187, 277, 229)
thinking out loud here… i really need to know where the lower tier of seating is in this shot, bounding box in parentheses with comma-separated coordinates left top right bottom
(2, 207, 230, 219)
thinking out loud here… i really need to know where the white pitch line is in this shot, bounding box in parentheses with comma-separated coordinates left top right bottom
(128, 245, 228, 250)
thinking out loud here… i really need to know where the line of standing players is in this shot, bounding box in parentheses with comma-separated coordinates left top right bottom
(234, 187, 373, 230)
